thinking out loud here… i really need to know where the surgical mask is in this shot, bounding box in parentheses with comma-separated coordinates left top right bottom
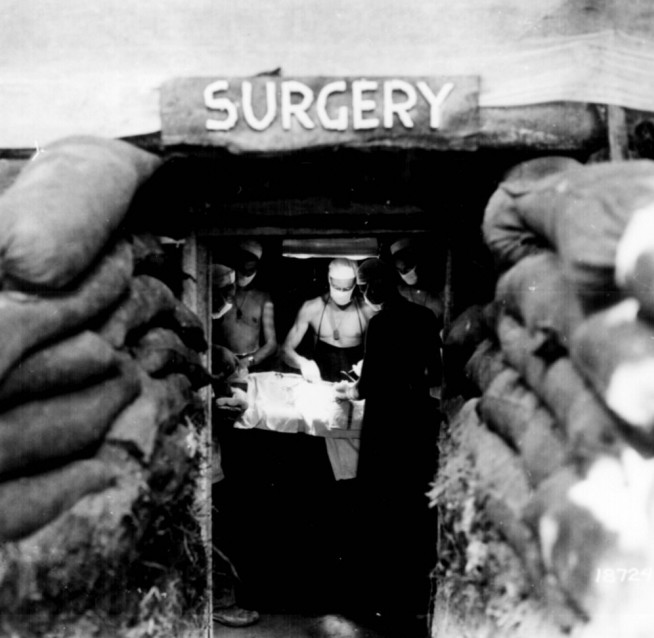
(364, 294, 383, 312)
(212, 302, 233, 320)
(330, 285, 353, 306)
(237, 271, 256, 288)
(400, 267, 418, 286)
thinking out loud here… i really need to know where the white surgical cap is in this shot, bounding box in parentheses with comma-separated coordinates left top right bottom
(328, 258, 357, 279)
(238, 239, 263, 260)
(389, 238, 413, 256)
(213, 263, 235, 287)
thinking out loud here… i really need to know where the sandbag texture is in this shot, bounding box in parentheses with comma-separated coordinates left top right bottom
(0, 136, 160, 291)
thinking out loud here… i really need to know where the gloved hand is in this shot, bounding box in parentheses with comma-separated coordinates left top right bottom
(299, 358, 322, 383)
(334, 380, 358, 401)
(352, 359, 363, 377)
(334, 380, 350, 400)
(216, 387, 248, 411)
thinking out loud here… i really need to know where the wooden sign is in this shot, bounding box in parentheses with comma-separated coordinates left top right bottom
(160, 76, 479, 151)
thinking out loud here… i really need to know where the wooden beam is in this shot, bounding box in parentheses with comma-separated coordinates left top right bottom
(441, 241, 454, 398)
(607, 105, 629, 160)
(0, 102, 615, 158)
(198, 227, 428, 239)
(478, 102, 605, 151)
(182, 235, 213, 638)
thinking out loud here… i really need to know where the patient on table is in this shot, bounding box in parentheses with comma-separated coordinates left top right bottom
(217, 371, 364, 480)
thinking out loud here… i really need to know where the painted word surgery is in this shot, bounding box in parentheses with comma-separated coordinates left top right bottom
(204, 79, 455, 132)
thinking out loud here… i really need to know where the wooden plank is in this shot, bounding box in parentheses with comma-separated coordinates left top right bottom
(478, 102, 605, 151)
(182, 234, 213, 638)
(0, 102, 613, 159)
(161, 76, 480, 152)
(207, 199, 426, 218)
(189, 198, 437, 236)
(159, 97, 606, 154)
(199, 226, 430, 239)
(441, 241, 455, 397)
(608, 105, 629, 160)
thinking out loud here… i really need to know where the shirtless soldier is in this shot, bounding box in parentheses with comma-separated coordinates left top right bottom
(281, 258, 376, 383)
(213, 240, 277, 372)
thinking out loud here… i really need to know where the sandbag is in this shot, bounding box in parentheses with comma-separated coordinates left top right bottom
(98, 275, 178, 348)
(99, 275, 207, 353)
(485, 160, 654, 314)
(498, 314, 623, 464)
(131, 327, 210, 388)
(521, 467, 603, 614)
(131, 233, 190, 298)
(443, 303, 496, 352)
(0, 239, 132, 385)
(520, 460, 652, 619)
(443, 303, 496, 396)
(448, 400, 544, 584)
(496, 252, 585, 351)
(132, 233, 166, 274)
(566, 391, 624, 467)
(455, 399, 532, 514)
(482, 156, 582, 271)
(463, 339, 507, 392)
(570, 299, 654, 434)
(614, 199, 654, 319)
(0, 331, 120, 406)
(497, 313, 579, 421)
(170, 298, 208, 352)
(0, 362, 141, 478)
(107, 370, 192, 462)
(0, 459, 117, 542)
(498, 316, 624, 469)
(0, 136, 160, 291)
(479, 368, 567, 487)
(0, 159, 26, 197)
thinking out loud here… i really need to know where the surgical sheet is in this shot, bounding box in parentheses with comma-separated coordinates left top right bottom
(235, 372, 364, 438)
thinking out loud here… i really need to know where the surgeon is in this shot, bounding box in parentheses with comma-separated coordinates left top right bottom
(281, 258, 376, 383)
(281, 257, 377, 606)
(389, 237, 444, 329)
(213, 240, 277, 373)
(335, 257, 442, 633)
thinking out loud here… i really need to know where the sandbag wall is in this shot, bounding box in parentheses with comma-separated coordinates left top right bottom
(434, 158, 654, 638)
(0, 137, 210, 626)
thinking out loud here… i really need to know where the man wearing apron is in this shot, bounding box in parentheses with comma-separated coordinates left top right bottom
(281, 258, 377, 607)
(281, 258, 375, 384)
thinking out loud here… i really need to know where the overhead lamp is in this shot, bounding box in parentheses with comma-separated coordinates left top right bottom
(282, 237, 378, 260)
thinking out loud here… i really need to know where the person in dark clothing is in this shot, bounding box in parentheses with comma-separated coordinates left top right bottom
(389, 237, 444, 332)
(335, 258, 442, 633)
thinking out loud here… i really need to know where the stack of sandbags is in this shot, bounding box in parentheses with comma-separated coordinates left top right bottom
(443, 158, 654, 629)
(482, 157, 654, 451)
(0, 136, 210, 618)
(483, 157, 654, 314)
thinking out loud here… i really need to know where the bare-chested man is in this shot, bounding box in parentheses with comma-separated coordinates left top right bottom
(281, 258, 376, 383)
(213, 240, 277, 372)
